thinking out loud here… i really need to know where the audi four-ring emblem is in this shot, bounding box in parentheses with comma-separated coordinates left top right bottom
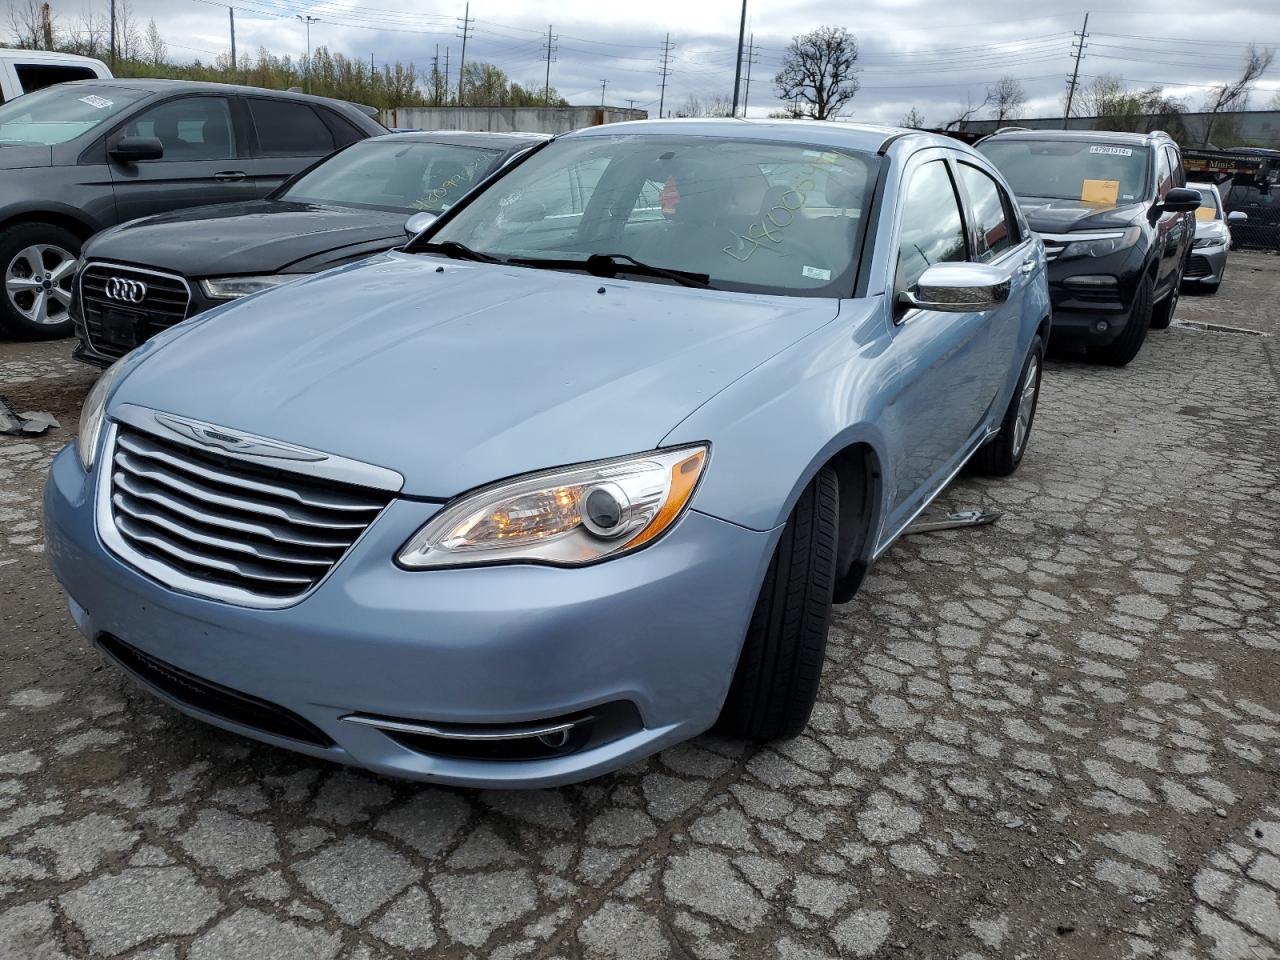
(105, 277, 148, 303)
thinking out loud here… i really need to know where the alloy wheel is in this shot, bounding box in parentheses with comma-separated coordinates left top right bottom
(1013, 356, 1039, 456)
(5, 244, 77, 326)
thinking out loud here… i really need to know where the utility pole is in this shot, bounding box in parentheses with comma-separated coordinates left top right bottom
(229, 7, 236, 77)
(600, 78, 608, 107)
(1063, 11, 1089, 129)
(456, 2, 472, 106)
(444, 48, 450, 105)
(730, 0, 747, 115)
(741, 33, 759, 117)
(658, 33, 673, 118)
(297, 15, 319, 94)
(109, 0, 116, 70)
(432, 44, 439, 105)
(40, 2, 52, 48)
(543, 24, 557, 107)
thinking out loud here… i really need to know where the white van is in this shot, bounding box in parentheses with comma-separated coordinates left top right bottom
(0, 48, 112, 104)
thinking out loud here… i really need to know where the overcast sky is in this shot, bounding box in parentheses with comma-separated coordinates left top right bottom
(77, 0, 1280, 125)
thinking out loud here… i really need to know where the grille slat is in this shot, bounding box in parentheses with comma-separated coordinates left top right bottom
(80, 264, 192, 360)
(117, 431, 386, 513)
(1186, 254, 1213, 278)
(107, 423, 394, 604)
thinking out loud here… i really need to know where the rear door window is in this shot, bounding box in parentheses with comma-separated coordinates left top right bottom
(248, 99, 335, 157)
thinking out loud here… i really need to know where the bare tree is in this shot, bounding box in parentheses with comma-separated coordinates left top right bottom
(5, 0, 44, 47)
(65, 6, 107, 56)
(900, 106, 925, 128)
(1064, 73, 1123, 118)
(774, 25, 860, 120)
(677, 93, 733, 117)
(145, 18, 166, 67)
(1202, 44, 1276, 145)
(943, 91, 992, 131)
(115, 0, 143, 63)
(987, 75, 1026, 124)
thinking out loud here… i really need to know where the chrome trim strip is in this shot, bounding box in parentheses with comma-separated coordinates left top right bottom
(1035, 231, 1127, 243)
(341, 714, 579, 742)
(114, 404, 404, 493)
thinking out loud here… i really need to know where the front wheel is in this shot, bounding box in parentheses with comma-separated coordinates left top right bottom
(716, 467, 838, 741)
(0, 223, 81, 340)
(972, 334, 1043, 477)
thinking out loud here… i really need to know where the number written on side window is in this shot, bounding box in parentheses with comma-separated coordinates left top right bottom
(958, 164, 1015, 262)
(896, 160, 967, 293)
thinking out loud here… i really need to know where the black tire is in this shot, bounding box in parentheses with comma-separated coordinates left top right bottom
(717, 467, 839, 741)
(971, 334, 1044, 477)
(1149, 270, 1181, 330)
(1087, 274, 1152, 367)
(0, 222, 81, 340)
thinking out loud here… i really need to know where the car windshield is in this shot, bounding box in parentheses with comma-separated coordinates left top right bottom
(0, 84, 147, 146)
(281, 140, 504, 213)
(978, 139, 1150, 206)
(1191, 186, 1221, 220)
(421, 134, 878, 296)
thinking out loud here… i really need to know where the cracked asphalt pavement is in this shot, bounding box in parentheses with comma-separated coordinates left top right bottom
(1, 251, 1278, 959)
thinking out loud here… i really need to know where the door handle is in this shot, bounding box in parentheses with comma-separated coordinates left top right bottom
(1018, 260, 1036, 275)
(214, 171, 247, 182)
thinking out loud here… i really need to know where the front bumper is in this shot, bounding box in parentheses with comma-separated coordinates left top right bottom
(1043, 246, 1145, 346)
(1185, 245, 1228, 285)
(45, 442, 776, 787)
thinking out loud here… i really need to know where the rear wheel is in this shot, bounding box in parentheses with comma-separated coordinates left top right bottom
(717, 467, 838, 741)
(1087, 274, 1152, 367)
(972, 335, 1043, 477)
(0, 223, 81, 340)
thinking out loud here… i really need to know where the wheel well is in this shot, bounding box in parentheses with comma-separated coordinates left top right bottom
(0, 212, 95, 243)
(1037, 315, 1051, 343)
(826, 442, 881, 604)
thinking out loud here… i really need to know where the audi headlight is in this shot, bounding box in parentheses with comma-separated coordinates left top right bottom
(1060, 226, 1141, 260)
(397, 445, 709, 569)
(200, 275, 304, 300)
(77, 357, 128, 471)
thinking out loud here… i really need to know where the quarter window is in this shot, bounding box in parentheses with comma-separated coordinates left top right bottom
(124, 96, 236, 161)
(248, 99, 334, 157)
(958, 163, 1015, 261)
(896, 160, 967, 293)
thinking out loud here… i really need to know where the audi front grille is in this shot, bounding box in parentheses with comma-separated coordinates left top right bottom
(99, 421, 395, 607)
(80, 263, 192, 360)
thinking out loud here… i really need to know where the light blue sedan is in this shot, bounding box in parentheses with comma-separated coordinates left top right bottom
(45, 119, 1050, 787)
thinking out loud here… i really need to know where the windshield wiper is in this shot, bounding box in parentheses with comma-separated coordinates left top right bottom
(416, 240, 506, 264)
(510, 253, 711, 288)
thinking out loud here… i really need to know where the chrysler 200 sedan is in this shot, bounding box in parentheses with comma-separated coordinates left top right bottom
(45, 120, 1050, 787)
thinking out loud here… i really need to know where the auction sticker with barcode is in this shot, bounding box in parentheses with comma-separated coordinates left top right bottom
(1088, 145, 1132, 157)
(802, 265, 831, 281)
(78, 95, 114, 109)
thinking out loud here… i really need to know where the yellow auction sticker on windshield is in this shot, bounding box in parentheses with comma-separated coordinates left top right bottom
(1081, 179, 1120, 206)
(1195, 206, 1215, 221)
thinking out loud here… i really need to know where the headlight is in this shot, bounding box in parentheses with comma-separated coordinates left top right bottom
(199, 275, 303, 300)
(1193, 233, 1226, 248)
(397, 445, 709, 569)
(1060, 227, 1141, 260)
(77, 357, 129, 470)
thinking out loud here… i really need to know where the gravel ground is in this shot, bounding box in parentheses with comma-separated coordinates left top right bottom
(0, 251, 1277, 960)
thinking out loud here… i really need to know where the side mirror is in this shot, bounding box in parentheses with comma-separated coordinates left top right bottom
(1159, 187, 1201, 214)
(404, 211, 437, 238)
(1227, 210, 1248, 223)
(898, 262, 1011, 314)
(110, 135, 164, 163)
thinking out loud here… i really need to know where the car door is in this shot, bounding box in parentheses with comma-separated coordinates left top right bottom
(108, 94, 255, 222)
(1150, 145, 1182, 295)
(954, 160, 1036, 411)
(241, 97, 338, 196)
(1165, 144, 1195, 277)
(881, 152, 991, 523)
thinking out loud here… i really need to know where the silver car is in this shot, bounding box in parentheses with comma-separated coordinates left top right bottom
(1184, 181, 1246, 293)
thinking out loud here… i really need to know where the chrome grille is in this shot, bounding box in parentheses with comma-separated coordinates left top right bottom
(105, 423, 393, 604)
(80, 264, 191, 361)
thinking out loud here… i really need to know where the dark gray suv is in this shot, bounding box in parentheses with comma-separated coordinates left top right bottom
(0, 78, 385, 339)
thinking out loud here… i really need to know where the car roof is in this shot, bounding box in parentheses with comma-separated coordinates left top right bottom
(51, 77, 375, 115)
(562, 117, 961, 155)
(0, 47, 107, 65)
(979, 127, 1169, 147)
(374, 130, 549, 150)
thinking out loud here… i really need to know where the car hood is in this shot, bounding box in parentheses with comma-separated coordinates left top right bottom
(1016, 196, 1147, 233)
(1194, 218, 1226, 239)
(113, 252, 842, 497)
(85, 200, 408, 276)
(0, 144, 53, 170)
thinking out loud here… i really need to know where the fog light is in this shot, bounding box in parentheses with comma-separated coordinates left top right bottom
(1094, 320, 1109, 333)
(1065, 275, 1118, 288)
